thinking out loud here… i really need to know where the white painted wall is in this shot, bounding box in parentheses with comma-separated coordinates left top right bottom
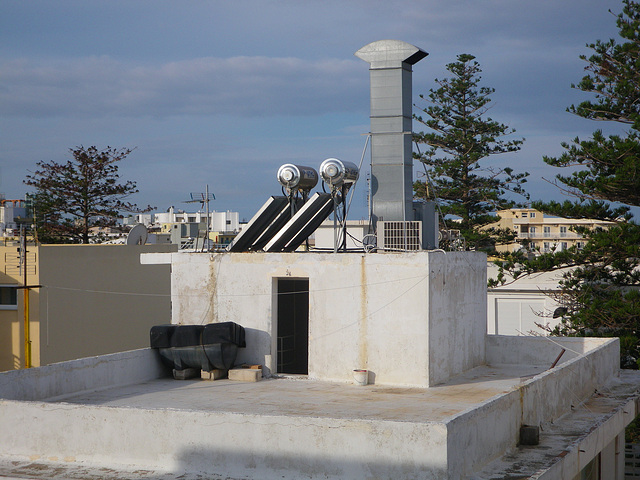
(0, 349, 165, 401)
(448, 335, 621, 478)
(0, 399, 448, 479)
(487, 264, 566, 336)
(145, 251, 487, 387)
(487, 293, 558, 335)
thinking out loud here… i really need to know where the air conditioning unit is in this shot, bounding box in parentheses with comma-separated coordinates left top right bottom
(377, 221, 422, 251)
(439, 229, 465, 250)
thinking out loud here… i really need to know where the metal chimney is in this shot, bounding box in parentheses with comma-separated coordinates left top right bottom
(355, 40, 428, 223)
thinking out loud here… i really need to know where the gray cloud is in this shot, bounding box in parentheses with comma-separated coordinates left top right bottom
(0, 55, 367, 118)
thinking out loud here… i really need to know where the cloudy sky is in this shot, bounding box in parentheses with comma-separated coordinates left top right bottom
(0, 0, 626, 221)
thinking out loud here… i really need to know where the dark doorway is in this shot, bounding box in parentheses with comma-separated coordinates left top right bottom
(276, 278, 309, 374)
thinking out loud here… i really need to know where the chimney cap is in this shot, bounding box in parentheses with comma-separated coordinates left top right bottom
(355, 40, 428, 68)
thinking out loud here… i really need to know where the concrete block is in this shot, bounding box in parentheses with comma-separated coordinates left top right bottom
(520, 425, 540, 445)
(229, 368, 262, 382)
(201, 369, 228, 380)
(172, 368, 199, 380)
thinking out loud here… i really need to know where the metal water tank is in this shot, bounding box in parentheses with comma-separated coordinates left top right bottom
(319, 158, 359, 186)
(277, 164, 318, 191)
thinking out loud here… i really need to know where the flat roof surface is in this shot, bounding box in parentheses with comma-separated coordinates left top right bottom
(48, 363, 546, 423)
(2, 367, 640, 480)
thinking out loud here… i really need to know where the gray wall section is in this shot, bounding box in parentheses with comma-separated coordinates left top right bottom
(37, 244, 176, 366)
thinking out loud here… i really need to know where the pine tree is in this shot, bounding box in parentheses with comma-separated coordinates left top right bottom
(24, 146, 152, 244)
(413, 54, 528, 251)
(494, 0, 640, 368)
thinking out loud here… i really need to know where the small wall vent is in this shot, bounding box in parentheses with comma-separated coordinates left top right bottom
(377, 221, 422, 251)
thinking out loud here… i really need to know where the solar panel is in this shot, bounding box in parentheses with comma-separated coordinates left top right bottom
(227, 196, 289, 252)
(264, 193, 335, 252)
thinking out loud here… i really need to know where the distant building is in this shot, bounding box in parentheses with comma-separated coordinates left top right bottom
(489, 208, 615, 253)
(487, 262, 564, 336)
(125, 207, 240, 233)
(0, 197, 31, 238)
(0, 243, 176, 371)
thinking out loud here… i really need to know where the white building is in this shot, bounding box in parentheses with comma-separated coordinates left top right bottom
(0, 199, 29, 237)
(0, 250, 637, 479)
(126, 207, 240, 233)
(487, 263, 566, 336)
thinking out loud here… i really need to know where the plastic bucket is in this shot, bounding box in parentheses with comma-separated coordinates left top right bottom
(353, 369, 368, 386)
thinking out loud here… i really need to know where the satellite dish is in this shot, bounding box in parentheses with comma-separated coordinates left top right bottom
(126, 223, 148, 246)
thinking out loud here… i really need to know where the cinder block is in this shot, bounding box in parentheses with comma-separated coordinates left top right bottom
(201, 369, 228, 380)
(520, 425, 540, 445)
(229, 368, 262, 382)
(173, 368, 200, 380)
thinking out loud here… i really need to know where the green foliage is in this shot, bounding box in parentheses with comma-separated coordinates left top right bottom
(541, 0, 640, 208)
(24, 146, 152, 244)
(529, 199, 629, 222)
(495, 1, 640, 369)
(413, 54, 528, 251)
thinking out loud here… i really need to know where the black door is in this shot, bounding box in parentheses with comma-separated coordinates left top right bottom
(276, 278, 309, 374)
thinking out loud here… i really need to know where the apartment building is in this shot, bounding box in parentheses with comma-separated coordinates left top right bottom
(492, 208, 615, 253)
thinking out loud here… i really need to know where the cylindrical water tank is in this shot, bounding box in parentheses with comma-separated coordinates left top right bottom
(276, 164, 318, 191)
(319, 158, 359, 186)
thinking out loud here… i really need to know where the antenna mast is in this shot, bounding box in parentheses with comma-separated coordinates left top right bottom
(184, 186, 215, 252)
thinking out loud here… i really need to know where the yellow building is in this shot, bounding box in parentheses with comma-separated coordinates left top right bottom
(491, 208, 615, 253)
(0, 243, 176, 371)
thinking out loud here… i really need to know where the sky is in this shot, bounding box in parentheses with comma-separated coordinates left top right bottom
(0, 0, 627, 221)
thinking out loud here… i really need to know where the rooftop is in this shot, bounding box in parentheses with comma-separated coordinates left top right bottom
(0, 340, 638, 479)
(49, 363, 545, 422)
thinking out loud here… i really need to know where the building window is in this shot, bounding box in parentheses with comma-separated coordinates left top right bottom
(529, 226, 537, 236)
(521, 212, 528, 217)
(544, 226, 550, 237)
(0, 286, 18, 310)
(530, 212, 536, 218)
(577, 241, 585, 249)
(226, 220, 231, 225)
(543, 242, 550, 252)
(560, 226, 567, 237)
(561, 242, 568, 250)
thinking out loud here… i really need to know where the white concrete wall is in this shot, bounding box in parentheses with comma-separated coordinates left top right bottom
(0, 350, 449, 479)
(149, 251, 487, 387)
(487, 292, 560, 336)
(0, 400, 448, 479)
(486, 335, 615, 366)
(428, 253, 486, 385)
(447, 336, 621, 478)
(0, 349, 165, 401)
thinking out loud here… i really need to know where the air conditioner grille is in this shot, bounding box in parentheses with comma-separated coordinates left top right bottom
(378, 221, 422, 251)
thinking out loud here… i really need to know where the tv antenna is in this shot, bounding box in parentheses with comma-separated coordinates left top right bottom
(184, 184, 215, 252)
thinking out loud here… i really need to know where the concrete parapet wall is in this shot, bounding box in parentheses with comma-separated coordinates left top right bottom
(519, 337, 619, 426)
(446, 385, 521, 478)
(486, 335, 614, 366)
(0, 400, 448, 479)
(447, 336, 620, 476)
(0, 349, 165, 401)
